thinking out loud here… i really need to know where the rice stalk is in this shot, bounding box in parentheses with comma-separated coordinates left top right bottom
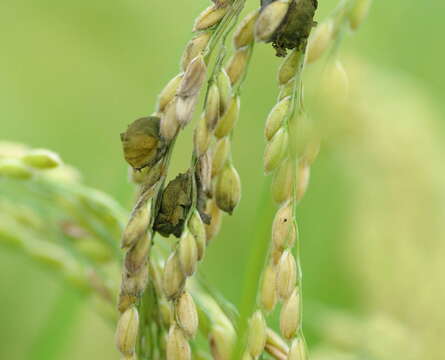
(118, 2, 254, 359)
(239, 0, 373, 359)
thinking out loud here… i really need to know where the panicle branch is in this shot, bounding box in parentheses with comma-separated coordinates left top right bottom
(241, 0, 372, 359)
(118, 1, 253, 359)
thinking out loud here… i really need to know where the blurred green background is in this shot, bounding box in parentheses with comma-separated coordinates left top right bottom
(1, 1, 444, 359)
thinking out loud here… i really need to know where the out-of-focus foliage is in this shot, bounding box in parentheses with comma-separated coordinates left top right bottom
(307, 59, 445, 360)
(1, 1, 444, 359)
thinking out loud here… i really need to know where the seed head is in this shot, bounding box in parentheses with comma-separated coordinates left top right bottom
(120, 263, 149, 300)
(176, 291, 199, 339)
(194, 115, 211, 157)
(124, 233, 151, 274)
(177, 96, 199, 128)
(215, 163, 241, 214)
(115, 306, 139, 356)
(163, 252, 186, 300)
(265, 96, 290, 141)
(288, 111, 312, 156)
(264, 128, 288, 174)
(117, 294, 136, 315)
(225, 47, 251, 85)
(158, 73, 183, 112)
(166, 325, 191, 360)
(150, 259, 164, 291)
(194, 5, 229, 31)
(196, 152, 213, 199)
(271, 246, 284, 265)
(159, 298, 172, 328)
(280, 289, 300, 339)
(288, 338, 307, 360)
(211, 137, 231, 177)
(205, 199, 223, 241)
(215, 96, 240, 139)
(121, 117, 165, 170)
(272, 204, 297, 250)
(261, 263, 278, 312)
(205, 83, 221, 130)
(247, 311, 267, 357)
(209, 325, 236, 360)
(349, 0, 372, 30)
(181, 32, 212, 71)
(161, 100, 181, 141)
(278, 49, 304, 85)
(179, 231, 198, 277)
(276, 250, 298, 300)
(272, 157, 294, 204)
(278, 78, 296, 100)
(255, 0, 290, 42)
(177, 55, 207, 124)
(130, 143, 163, 186)
(22, 149, 61, 169)
(129, 165, 148, 184)
(306, 20, 333, 64)
(266, 328, 290, 356)
(234, 10, 259, 49)
(217, 70, 232, 115)
(121, 198, 152, 249)
(188, 210, 207, 261)
(0, 159, 32, 179)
